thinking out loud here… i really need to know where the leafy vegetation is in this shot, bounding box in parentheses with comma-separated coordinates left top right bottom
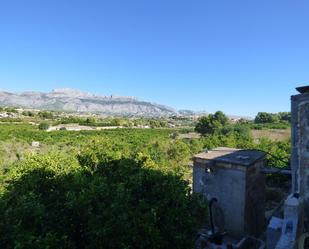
(38, 122, 50, 130)
(0, 152, 207, 249)
(0, 109, 292, 248)
(254, 112, 291, 124)
(195, 111, 228, 135)
(194, 112, 290, 167)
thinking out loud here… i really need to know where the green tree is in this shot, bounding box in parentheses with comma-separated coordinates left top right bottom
(22, 111, 34, 117)
(38, 111, 53, 119)
(254, 112, 279, 124)
(278, 112, 291, 123)
(195, 111, 228, 135)
(0, 153, 207, 249)
(38, 122, 50, 130)
(4, 107, 18, 113)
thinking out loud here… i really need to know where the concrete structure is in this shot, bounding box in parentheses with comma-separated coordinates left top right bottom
(267, 217, 283, 249)
(291, 86, 309, 230)
(31, 141, 40, 147)
(47, 124, 95, 131)
(272, 86, 309, 249)
(275, 195, 301, 249)
(193, 147, 266, 238)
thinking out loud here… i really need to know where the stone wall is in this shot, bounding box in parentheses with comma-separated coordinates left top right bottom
(291, 92, 309, 229)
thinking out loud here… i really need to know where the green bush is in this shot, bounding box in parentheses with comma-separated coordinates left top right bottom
(38, 122, 50, 130)
(0, 153, 207, 249)
(195, 111, 228, 135)
(38, 111, 54, 119)
(254, 112, 291, 125)
(250, 122, 290, 130)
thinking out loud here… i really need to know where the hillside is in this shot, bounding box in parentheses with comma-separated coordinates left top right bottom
(0, 88, 176, 117)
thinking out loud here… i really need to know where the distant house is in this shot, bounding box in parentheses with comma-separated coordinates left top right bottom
(0, 113, 10, 118)
(47, 124, 95, 132)
(229, 118, 241, 123)
(31, 141, 40, 147)
(136, 125, 150, 129)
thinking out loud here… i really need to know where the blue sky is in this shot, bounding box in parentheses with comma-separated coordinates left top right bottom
(0, 0, 308, 116)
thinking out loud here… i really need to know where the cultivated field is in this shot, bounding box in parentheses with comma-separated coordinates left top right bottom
(252, 129, 291, 141)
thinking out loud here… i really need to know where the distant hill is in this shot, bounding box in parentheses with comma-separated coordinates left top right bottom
(0, 88, 177, 117)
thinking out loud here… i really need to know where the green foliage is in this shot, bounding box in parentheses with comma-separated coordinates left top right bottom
(255, 112, 279, 123)
(38, 111, 54, 119)
(195, 111, 228, 136)
(0, 120, 293, 248)
(22, 110, 35, 117)
(38, 122, 50, 130)
(4, 107, 18, 113)
(0, 117, 23, 123)
(254, 112, 291, 124)
(55, 117, 172, 129)
(254, 138, 291, 167)
(249, 122, 290, 130)
(278, 112, 291, 123)
(219, 124, 251, 139)
(196, 123, 290, 168)
(0, 122, 291, 173)
(217, 124, 254, 148)
(0, 152, 207, 249)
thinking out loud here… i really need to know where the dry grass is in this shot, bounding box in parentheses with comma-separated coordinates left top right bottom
(178, 132, 201, 139)
(251, 129, 290, 142)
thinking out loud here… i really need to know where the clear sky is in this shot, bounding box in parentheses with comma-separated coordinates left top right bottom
(0, 0, 308, 116)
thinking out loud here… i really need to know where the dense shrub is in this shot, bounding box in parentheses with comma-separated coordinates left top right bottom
(0, 153, 207, 249)
(254, 112, 291, 124)
(38, 111, 54, 119)
(195, 111, 228, 135)
(254, 138, 291, 167)
(249, 122, 290, 130)
(38, 122, 50, 130)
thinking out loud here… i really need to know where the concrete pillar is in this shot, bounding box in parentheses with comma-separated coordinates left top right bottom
(291, 86, 309, 230)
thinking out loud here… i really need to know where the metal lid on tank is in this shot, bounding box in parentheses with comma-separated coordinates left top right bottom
(194, 147, 266, 166)
(296, 86, 309, 94)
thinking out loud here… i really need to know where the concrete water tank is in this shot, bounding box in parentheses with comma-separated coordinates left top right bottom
(193, 147, 266, 238)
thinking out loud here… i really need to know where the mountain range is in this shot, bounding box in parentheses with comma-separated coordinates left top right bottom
(0, 88, 177, 117)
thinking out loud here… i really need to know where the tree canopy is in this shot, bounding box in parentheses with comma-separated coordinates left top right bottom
(195, 111, 228, 135)
(254, 112, 291, 124)
(0, 147, 207, 249)
(38, 122, 50, 130)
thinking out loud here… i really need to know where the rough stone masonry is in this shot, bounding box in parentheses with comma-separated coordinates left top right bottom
(291, 86, 309, 230)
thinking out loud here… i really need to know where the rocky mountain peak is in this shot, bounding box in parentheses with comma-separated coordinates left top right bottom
(51, 88, 92, 98)
(0, 89, 177, 117)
